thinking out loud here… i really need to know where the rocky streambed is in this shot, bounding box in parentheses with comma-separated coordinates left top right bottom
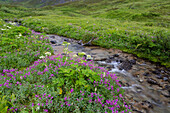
(48, 34, 170, 113)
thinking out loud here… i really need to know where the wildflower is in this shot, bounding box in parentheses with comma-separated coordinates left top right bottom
(19, 33, 22, 37)
(44, 109, 48, 112)
(95, 87, 97, 92)
(45, 52, 51, 56)
(70, 88, 74, 93)
(59, 88, 62, 94)
(119, 94, 123, 98)
(7, 26, 11, 29)
(40, 56, 45, 59)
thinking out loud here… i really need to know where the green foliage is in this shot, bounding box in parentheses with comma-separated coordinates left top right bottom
(0, 96, 9, 113)
(0, 20, 53, 72)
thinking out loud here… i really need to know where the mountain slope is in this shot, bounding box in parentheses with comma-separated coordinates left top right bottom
(0, 0, 77, 7)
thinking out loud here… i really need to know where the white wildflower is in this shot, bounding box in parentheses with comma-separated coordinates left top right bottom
(40, 56, 45, 59)
(95, 87, 97, 92)
(45, 52, 51, 56)
(7, 26, 11, 29)
(36, 106, 40, 110)
(19, 33, 22, 37)
(9, 22, 16, 26)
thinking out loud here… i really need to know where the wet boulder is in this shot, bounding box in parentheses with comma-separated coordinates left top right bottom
(118, 60, 133, 71)
(50, 40, 57, 44)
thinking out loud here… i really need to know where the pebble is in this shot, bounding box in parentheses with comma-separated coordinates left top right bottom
(152, 70, 160, 74)
(139, 79, 143, 83)
(143, 72, 150, 76)
(147, 78, 158, 85)
(114, 54, 119, 57)
(49, 36, 55, 39)
(155, 75, 163, 79)
(163, 77, 168, 81)
(130, 59, 136, 65)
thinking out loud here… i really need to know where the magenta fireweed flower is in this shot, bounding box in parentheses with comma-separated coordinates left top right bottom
(64, 97, 67, 101)
(44, 109, 48, 112)
(70, 88, 74, 93)
(37, 103, 40, 106)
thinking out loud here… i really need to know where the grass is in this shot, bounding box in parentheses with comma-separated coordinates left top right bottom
(1, 0, 169, 67)
(18, 0, 169, 67)
(0, 19, 53, 72)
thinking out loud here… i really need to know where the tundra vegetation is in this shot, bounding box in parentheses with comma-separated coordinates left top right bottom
(0, 0, 170, 112)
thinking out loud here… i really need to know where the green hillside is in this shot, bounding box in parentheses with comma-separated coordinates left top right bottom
(0, 0, 76, 8)
(0, 0, 170, 67)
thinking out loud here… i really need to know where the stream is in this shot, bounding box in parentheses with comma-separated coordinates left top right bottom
(47, 34, 170, 113)
(8, 21, 170, 113)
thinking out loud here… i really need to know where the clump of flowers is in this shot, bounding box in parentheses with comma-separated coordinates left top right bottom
(0, 54, 131, 112)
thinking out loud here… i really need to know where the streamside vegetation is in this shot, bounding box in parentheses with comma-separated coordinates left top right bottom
(0, 19, 131, 112)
